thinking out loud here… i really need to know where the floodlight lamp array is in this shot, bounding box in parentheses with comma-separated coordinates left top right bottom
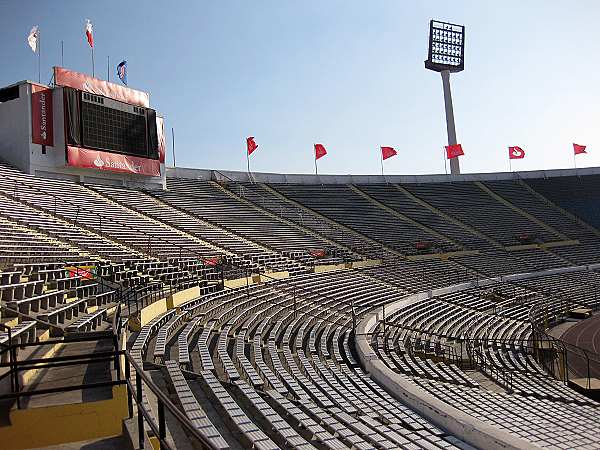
(425, 20, 465, 73)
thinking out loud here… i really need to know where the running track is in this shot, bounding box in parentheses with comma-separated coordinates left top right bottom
(560, 314, 600, 379)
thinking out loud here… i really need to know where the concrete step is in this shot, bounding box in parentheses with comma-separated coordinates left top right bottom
(28, 435, 129, 450)
(465, 370, 507, 393)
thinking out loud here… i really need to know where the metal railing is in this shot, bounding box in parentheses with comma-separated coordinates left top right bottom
(529, 300, 600, 388)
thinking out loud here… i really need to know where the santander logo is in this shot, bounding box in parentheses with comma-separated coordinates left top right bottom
(511, 148, 523, 157)
(93, 155, 105, 167)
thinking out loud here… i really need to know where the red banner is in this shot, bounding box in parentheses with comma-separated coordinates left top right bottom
(445, 144, 464, 159)
(54, 66, 149, 107)
(508, 146, 525, 159)
(381, 146, 397, 161)
(65, 265, 96, 279)
(31, 85, 54, 146)
(67, 146, 161, 176)
(573, 143, 587, 155)
(314, 143, 327, 160)
(156, 116, 166, 163)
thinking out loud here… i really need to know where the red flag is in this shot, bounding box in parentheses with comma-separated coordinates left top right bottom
(204, 256, 220, 266)
(381, 146, 397, 161)
(573, 143, 587, 155)
(508, 146, 525, 159)
(85, 19, 94, 48)
(247, 136, 258, 155)
(445, 144, 464, 159)
(314, 143, 327, 160)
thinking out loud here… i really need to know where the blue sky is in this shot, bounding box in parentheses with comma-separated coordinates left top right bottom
(2, 0, 600, 175)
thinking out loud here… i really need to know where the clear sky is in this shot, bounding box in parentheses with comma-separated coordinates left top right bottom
(2, 0, 600, 175)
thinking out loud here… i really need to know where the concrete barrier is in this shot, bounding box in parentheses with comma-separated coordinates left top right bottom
(354, 265, 595, 450)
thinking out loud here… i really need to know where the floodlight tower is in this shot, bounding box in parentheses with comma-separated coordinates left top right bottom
(425, 20, 465, 175)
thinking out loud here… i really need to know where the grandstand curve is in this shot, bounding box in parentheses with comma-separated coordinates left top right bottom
(1, 162, 600, 449)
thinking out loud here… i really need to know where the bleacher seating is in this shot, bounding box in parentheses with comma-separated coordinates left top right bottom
(160, 179, 338, 259)
(401, 181, 563, 246)
(272, 183, 457, 255)
(3, 160, 600, 449)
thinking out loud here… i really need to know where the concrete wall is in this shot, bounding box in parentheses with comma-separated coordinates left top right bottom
(0, 82, 32, 172)
(167, 164, 600, 186)
(167, 285, 201, 308)
(1, 385, 129, 449)
(140, 297, 168, 327)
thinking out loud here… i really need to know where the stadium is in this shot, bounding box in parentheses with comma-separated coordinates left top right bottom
(1, 5, 600, 450)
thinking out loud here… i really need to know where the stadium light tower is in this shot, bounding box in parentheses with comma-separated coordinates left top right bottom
(425, 20, 465, 175)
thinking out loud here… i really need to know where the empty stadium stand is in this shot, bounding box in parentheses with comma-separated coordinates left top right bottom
(2, 163, 600, 449)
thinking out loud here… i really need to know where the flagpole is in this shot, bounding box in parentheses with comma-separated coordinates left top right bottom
(509, 156, 512, 172)
(380, 149, 384, 177)
(61, 40, 64, 66)
(314, 150, 318, 176)
(107, 55, 110, 81)
(171, 127, 176, 167)
(247, 151, 251, 176)
(443, 147, 448, 175)
(38, 31, 41, 83)
(91, 47, 95, 77)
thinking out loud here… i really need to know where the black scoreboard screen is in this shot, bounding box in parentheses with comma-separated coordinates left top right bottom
(64, 88, 158, 159)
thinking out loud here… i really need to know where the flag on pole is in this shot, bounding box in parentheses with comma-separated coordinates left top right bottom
(85, 19, 94, 48)
(445, 144, 464, 159)
(314, 143, 327, 160)
(117, 60, 127, 85)
(247, 137, 258, 155)
(508, 146, 525, 159)
(381, 146, 397, 161)
(573, 143, 587, 155)
(27, 26, 39, 53)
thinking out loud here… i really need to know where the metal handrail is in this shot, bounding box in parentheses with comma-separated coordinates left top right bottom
(529, 299, 600, 387)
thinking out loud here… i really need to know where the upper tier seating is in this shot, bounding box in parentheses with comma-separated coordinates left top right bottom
(271, 184, 456, 255)
(0, 194, 141, 262)
(527, 175, 600, 229)
(0, 165, 218, 261)
(92, 184, 303, 273)
(0, 218, 84, 265)
(159, 179, 339, 256)
(357, 184, 494, 251)
(224, 182, 370, 257)
(402, 181, 563, 246)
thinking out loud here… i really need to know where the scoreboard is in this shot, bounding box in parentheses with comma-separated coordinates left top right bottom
(66, 88, 159, 160)
(80, 92, 152, 158)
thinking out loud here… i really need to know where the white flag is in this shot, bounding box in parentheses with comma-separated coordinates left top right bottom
(28, 26, 39, 53)
(85, 19, 94, 48)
